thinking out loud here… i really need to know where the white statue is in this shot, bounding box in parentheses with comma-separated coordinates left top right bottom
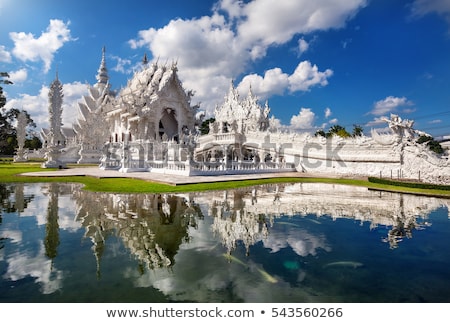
(14, 110, 28, 162)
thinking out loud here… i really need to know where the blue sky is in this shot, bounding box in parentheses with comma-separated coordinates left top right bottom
(1, 0, 450, 138)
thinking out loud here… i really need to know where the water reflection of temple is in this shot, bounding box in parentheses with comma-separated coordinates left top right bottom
(71, 183, 450, 270)
(4, 182, 449, 279)
(73, 190, 203, 275)
(192, 183, 450, 250)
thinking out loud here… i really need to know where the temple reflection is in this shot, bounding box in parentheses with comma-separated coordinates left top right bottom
(3, 182, 448, 279)
(43, 183, 60, 268)
(70, 182, 450, 277)
(73, 190, 203, 276)
(195, 183, 448, 251)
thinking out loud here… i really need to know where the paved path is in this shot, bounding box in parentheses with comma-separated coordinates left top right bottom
(21, 166, 328, 186)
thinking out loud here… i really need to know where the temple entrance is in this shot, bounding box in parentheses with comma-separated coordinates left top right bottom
(159, 108, 178, 141)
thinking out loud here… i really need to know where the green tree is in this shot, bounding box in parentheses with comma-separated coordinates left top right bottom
(328, 124, 351, 138)
(352, 124, 364, 137)
(416, 135, 444, 155)
(0, 73, 40, 155)
(0, 72, 13, 108)
(25, 134, 43, 150)
(1, 72, 14, 155)
(314, 129, 327, 137)
(199, 117, 215, 135)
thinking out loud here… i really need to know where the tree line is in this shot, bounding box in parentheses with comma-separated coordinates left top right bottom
(315, 123, 444, 155)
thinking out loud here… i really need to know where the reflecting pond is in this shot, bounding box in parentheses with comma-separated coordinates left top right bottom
(1, 182, 450, 302)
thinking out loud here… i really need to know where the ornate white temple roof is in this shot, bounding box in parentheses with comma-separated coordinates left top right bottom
(118, 60, 187, 106)
(213, 81, 270, 133)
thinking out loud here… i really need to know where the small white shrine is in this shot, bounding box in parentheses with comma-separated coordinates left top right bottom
(40, 48, 450, 184)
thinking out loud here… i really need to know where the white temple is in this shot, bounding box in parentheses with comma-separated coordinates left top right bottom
(41, 48, 450, 184)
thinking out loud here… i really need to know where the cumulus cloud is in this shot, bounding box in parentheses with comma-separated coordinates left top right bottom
(290, 107, 316, 130)
(9, 19, 75, 73)
(237, 61, 333, 100)
(9, 68, 28, 83)
(324, 107, 332, 118)
(288, 61, 333, 92)
(370, 96, 414, 116)
(298, 37, 309, 56)
(237, 68, 289, 99)
(215, 0, 244, 19)
(237, 0, 367, 47)
(128, 0, 365, 114)
(410, 0, 450, 21)
(0, 45, 12, 62)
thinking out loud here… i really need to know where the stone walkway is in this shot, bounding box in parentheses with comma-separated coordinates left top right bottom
(21, 166, 324, 186)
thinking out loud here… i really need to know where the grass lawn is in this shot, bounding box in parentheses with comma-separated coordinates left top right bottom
(1, 162, 450, 197)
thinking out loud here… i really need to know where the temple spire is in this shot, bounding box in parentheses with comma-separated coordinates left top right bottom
(142, 52, 149, 66)
(47, 71, 64, 147)
(96, 46, 109, 86)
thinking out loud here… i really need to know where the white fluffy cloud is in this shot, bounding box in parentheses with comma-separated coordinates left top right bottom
(288, 61, 333, 92)
(324, 107, 332, 118)
(370, 96, 414, 116)
(237, 68, 289, 99)
(0, 45, 12, 62)
(289, 107, 316, 130)
(8, 68, 27, 83)
(236, 61, 333, 100)
(128, 0, 366, 114)
(236, 0, 367, 47)
(9, 19, 75, 73)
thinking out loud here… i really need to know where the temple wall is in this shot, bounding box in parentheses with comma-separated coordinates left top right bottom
(242, 131, 450, 184)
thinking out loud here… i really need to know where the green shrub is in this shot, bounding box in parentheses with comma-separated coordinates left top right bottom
(368, 177, 450, 191)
